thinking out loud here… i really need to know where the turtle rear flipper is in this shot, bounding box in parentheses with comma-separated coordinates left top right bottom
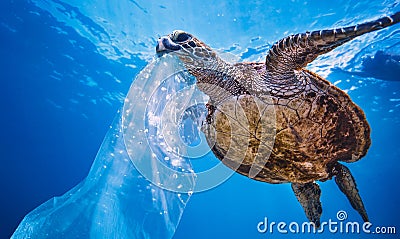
(334, 163, 369, 222)
(292, 182, 322, 228)
(265, 12, 400, 75)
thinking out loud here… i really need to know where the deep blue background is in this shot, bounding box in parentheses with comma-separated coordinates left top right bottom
(0, 1, 140, 237)
(1, 0, 400, 238)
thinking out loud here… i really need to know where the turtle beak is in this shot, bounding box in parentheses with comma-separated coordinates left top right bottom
(156, 36, 181, 57)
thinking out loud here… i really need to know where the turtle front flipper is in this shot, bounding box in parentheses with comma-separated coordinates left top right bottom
(334, 163, 369, 222)
(292, 182, 322, 227)
(180, 103, 208, 145)
(265, 12, 400, 75)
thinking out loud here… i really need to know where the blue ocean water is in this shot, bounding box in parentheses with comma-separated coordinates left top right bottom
(1, 0, 400, 238)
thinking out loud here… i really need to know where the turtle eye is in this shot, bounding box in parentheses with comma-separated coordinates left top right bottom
(172, 31, 191, 43)
(176, 33, 191, 42)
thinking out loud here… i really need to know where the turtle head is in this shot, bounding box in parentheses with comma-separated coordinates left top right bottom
(156, 30, 219, 69)
(156, 30, 240, 99)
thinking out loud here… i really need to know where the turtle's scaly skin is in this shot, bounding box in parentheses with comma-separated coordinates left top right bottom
(156, 12, 400, 227)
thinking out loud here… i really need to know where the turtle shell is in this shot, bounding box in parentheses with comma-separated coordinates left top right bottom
(202, 64, 371, 184)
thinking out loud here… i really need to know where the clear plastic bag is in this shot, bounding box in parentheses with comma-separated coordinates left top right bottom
(12, 56, 196, 239)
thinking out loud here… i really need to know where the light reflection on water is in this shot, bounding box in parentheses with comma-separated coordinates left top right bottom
(29, 0, 400, 115)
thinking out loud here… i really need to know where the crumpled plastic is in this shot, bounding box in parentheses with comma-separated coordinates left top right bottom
(12, 55, 196, 239)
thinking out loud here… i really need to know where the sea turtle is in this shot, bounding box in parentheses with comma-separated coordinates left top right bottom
(155, 12, 400, 226)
